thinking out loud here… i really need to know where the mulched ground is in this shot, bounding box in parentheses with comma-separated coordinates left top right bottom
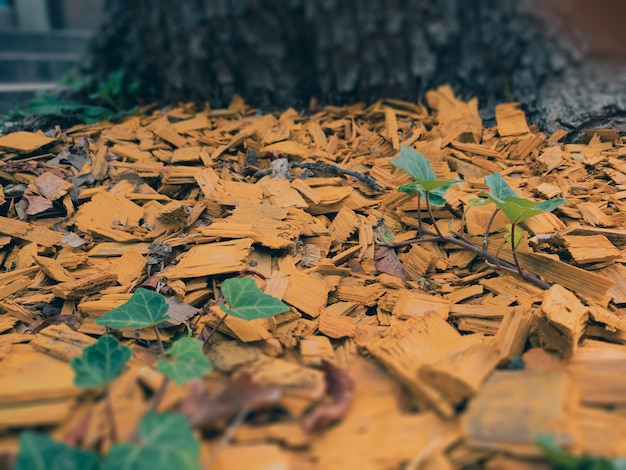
(1, 84, 626, 468)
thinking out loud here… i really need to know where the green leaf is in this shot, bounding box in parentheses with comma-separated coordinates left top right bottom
(103, 412, 200, 470)
(468, 197, 493, 207)
(392, 146, 459, 206)
(71, 335, 132, 388)
(220, 278, 290, 320)
(96, 288, 170, 329)
(16, 432, 99, 470)
(156, 337, 212, 385)
(536, 434, 614, 470)
(391, 146, 437, 182)
(481, 173, 566, 224)
(484, 172, 519, 200)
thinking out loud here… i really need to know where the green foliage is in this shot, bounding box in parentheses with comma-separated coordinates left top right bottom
(71, 335, 132, 388)
(156, 337, 212, 385)
(220, 278, 290, 320)
(15, 432, 99, 470)
(479, 172, 566, 225)
(103, 413, 200, 470)
(536, 435, 626, 470)
(96, 288, 170, 329)
(90, 69, 140, 113)
(27, 90, 112, 124)
(391, 145, 460, 206)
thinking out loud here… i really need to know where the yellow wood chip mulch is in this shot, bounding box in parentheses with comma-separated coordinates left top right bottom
(2, 84, 626, 467)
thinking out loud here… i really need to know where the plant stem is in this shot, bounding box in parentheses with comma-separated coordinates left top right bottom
(203, 312, 227, 346)
(417, 195, 423, 235)
(425, 192, 444, 240)
(104, 388, 118, 444)
(483, 208, 500, 251)
(147, 376, 170, 414)
(510, 222, 525, 276)
(153, 325, 166, 359)
(443, 229, 550, 289)
(148, 324, 170, 413)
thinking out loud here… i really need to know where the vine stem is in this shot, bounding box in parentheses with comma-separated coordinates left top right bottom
(203, 311, 227, 346)
(386, 223, 549, 289)
(129, 325, 170, 443)
(510, 222, 525, 276)
(104, 388, 118, 444)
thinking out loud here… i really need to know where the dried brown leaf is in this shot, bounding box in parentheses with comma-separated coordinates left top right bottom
(180, 371, 281, 430)
(301, 359, 355, 433)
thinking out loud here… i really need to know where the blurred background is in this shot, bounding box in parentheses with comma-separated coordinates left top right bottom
(0, 0, 104, 113)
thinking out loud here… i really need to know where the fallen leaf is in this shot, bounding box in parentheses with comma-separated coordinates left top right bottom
(24, 193, 53, 215)
(301, 359, 355, 433)
(374, 247, 410, 281)
(180, 371, 281, 429)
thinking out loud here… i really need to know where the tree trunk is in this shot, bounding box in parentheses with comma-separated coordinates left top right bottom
(84, 0, 626, 138)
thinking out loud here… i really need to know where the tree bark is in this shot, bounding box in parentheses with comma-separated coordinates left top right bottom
(83, 0, 626, 138)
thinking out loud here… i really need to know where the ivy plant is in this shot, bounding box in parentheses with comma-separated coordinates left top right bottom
(103, 412, 200, 470)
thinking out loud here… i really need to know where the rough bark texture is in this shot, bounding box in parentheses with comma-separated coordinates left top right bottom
(84, 0, 626, 138)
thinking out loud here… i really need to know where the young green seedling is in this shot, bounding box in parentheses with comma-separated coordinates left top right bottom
(471, 172, 566, 275)
(391, 145, 460, 238)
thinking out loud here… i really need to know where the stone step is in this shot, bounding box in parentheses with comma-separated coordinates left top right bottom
(0, 51, 81, 82)
(0, 82, 56, 115)
(0, 29, 92, 53)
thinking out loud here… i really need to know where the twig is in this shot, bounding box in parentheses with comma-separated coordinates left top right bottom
(291, 162, 382, 191)
(203, 403, 252, 469)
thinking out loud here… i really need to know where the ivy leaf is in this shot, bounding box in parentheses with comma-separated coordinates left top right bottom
(157, 337, 213, 385)
(392, 146, 459, 206)
(96, 288, 170, 329)
(220, 278, 289, 320)
(15, 432, 99, 470)
(481, 173, 566, 224)
(71, 335, 132, 388)
(103, 412, 200, 470)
